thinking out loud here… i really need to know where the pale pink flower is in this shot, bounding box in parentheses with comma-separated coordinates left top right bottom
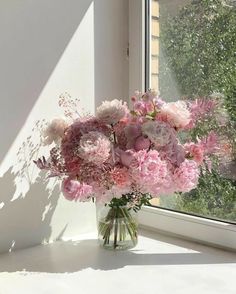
(96, 99, 128, 124)
(43, 118, 68, 145)
(173, 160, 199, 192)
(78, 131, 111, 166)
(62, 178, 93, 202)
(142, 121, 175, 147)
(160, 101, 191, 129)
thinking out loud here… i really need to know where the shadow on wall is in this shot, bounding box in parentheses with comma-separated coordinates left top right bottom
(0, 0, 93, 253)
(0, 168, 62, 254)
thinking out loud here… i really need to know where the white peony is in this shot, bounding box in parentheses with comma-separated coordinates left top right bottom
(142, 121, 174, 147)
(96, 99, 128, 124)
(160, 101, 191, 129)
(78, 131, 111, 165)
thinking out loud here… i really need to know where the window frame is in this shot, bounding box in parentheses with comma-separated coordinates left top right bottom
(129, 0, 236, 251)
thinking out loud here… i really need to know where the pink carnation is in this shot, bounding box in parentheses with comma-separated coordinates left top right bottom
(160, 101, 191, 129)
(78, 131, 111, 166)
(173, 160, 199, 192)
(110, 167, 131, 188)
(62, 178, 93, 202)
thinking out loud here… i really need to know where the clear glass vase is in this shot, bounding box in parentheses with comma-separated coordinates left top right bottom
(96, 203, 138, 250)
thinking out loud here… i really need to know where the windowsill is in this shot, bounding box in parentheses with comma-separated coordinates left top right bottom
(139, 206, 236, 251)
(0, 229, 235, 293)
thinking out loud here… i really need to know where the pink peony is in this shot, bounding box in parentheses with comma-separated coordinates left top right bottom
(78, 131, 111, 166)
(142, 121, 175, 147)
(129, 150, 169, 196)
(62, 178, 93, 202)
(173, 160, 199, 192)
(160, 101, 191, 129)
(43, 118, 68, 145)
(96, 99, 128, 124)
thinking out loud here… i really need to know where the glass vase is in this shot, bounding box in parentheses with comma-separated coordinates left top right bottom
(96, 203, 138, 250)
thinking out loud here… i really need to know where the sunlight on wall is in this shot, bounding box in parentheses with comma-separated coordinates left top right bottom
(0, 1, 96, 253)
(0, 3, 94, 184)
(0, 0, 129, 254)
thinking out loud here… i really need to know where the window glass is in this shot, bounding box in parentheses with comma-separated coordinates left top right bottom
(148, 0, 236, 223)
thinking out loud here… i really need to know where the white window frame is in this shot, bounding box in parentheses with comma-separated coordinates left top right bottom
(129, 0, 236, 251)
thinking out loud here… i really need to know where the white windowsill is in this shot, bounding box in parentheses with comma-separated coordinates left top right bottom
(139, 206, 236, 251)
(0, 229, 235, 294)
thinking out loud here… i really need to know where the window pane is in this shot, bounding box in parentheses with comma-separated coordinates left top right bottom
(148, 0, 236, 223)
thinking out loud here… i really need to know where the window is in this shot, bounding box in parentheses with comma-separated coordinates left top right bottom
(129, 0, 236, 250)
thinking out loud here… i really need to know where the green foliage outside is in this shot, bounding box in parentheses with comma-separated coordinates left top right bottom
(158, 0, 236, 222)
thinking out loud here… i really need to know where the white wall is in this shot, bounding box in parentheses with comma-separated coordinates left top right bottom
(0, 0, 129, 254)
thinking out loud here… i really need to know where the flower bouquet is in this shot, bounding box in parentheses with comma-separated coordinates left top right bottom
(34, 91, 219, 250)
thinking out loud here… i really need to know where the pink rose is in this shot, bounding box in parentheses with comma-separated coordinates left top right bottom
(62, 178, 93, 202)
(62, 178, 81, 201)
